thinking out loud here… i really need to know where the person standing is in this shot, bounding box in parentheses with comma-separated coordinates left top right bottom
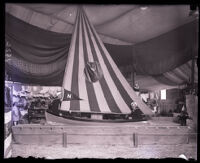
(179, 104, 189, 126)
(133, 82, 140, 96)
(52, 96, 61, 110)
(12, 102, 21, 126)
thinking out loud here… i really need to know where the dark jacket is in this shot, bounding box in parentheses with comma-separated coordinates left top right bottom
(50, 99, 61, 110)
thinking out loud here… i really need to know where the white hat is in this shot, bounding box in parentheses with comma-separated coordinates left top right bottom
(57, 92, 61, 96)
(131, 101, 137, 106)
(178, 154, 188, 160)
(182, 105, 186, 111)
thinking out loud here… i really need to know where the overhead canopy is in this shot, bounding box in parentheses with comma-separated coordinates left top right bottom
(5, 4, 198, 91)
(5, 4, 196, 44)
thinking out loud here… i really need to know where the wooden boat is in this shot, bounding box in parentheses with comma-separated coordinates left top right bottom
(45, 109, 147, 125)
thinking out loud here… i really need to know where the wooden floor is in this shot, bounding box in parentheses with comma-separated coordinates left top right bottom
(12, 143, 197, 159)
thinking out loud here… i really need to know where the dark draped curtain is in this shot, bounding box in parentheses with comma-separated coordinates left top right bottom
(5, 13, 70, 85)
(5, 13, 134, 86)
(5, 13, 197, 87)
(132, 20, 196, 75)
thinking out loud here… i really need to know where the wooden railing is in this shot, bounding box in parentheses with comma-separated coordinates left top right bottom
(12, 130, 197, 147)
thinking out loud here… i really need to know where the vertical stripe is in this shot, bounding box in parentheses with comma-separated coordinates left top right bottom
(178, 66, 190, 80)
(61, 8, 80, 111)
(70, 9, 81, 111)
(81, 12, 101, 112)
(8, 149, 12, 158)
(5, 111, 11, 124)
(84, 13, 120, 113)
(5, 150, 12, 158)
(83, 12, 130, 113)
(82, 12, 109, 113)
(4, 141, 12, 158)
(182, 60, 198, 82)
(4, 82, 12, 158)
(78, 12, 90, 112)
(194, 62, 198, 82)
(83, 10, 152, 115)
(173, 68, 189, 81)
(179, 63, 191, 79)
(88, 20, 133, 111)
(4, 134, 12, 154)
(4, 121, 12, 140)
(163, 72, 184, 84)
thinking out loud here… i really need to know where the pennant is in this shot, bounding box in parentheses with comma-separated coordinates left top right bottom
(62, 89, 82, 101)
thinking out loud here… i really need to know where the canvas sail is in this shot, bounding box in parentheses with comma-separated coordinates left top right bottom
(60, 7, 153, 115)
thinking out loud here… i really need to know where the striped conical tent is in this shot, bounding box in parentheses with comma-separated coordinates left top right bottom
(60, 7, 153, 115)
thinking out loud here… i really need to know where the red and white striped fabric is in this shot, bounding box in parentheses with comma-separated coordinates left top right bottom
(162, 60, 198, 84)
(153, 59, 198, 87)
(4, 81, 13, 158)
(60, 7, 153, 115)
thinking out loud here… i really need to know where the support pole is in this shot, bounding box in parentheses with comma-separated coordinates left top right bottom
(187, 134, 189, 144)
(191, 54, 195, 91)
(133, 133, 138, 147)
(132, 46, 136, 88)
(190, 18, 198, 93)
(63, 132, 67, 148)
(131, 70, 136, 88)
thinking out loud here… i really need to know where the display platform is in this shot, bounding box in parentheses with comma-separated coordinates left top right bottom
(12, 114, 196, 147)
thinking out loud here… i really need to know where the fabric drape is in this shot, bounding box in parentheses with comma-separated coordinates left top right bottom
(5, 13, 133, 85)
(132, 20, 197, 75)
(5, 13, 197, 89)
(153, 59, 198, 86)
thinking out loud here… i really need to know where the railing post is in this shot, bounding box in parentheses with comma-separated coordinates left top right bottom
(63, 132, 67, 148)
(133, 133, 138, 147)
(187, 134, 189, 144)
(135, 133, 138, 147)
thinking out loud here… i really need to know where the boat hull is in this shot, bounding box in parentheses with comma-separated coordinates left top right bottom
(45, 110, 146, 126)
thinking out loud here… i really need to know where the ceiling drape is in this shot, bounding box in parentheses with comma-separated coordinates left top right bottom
(5, 13, 133, 85)
(5, 12, 198, 90)
(132, 20, 197, 75)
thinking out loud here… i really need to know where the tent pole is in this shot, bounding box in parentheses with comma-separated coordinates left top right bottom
(131, 67, 136, 88)
(132, 46, 136, 88)
(191, 54, 195, 90)
(191, 19, 198, 92)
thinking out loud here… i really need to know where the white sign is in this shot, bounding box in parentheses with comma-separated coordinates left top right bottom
(161, 89, 166, 100)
